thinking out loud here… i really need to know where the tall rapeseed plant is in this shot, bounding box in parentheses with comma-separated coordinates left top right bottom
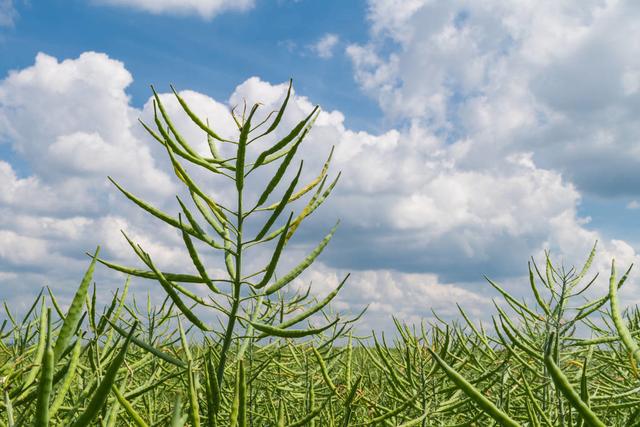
(99, 81, 352, 418)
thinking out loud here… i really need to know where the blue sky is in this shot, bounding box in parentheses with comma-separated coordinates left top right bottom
(1, 0, 381, 131)
(1, 0, 640, 331)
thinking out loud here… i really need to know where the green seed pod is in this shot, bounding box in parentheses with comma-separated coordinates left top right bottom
(23, 302, 47, 389)
(428, 348, 521, 427)
(237, 359, 247, 427)
(250, 317, 339, 339)
(340, 376, 361, 427)
(187, 361, 201, 427)
(34, 308, 53, 427)
(49, 338, 83, 418)
(4, 389, 14, 427)
(112, 384, 149, 427)
(265, 222, 339, 295)
(609, 259, 640, 366)
(543, 333, 605, 427)
(107, 319, 186, 367)
(254, 161, 303, 241)
(170, 86, 228, 143)
(70, 322, 137, 427)
(53, 248, 99, 362)
(235, 104, 258, 191)
(170, 395, 189, 427)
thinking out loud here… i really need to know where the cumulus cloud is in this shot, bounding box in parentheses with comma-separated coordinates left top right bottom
(0, 52, 175, 203)
(216, 75, 640, 306)
(95, 0, 255, 19)
(0, 52, 184, 309)
(289, 262, 490, 334)
(348, 0, 640, 198)
(310, 33, 340, 59)
(0, 51, 637, 330)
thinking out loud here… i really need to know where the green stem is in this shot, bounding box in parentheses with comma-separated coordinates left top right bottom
(217, 182, 244, 388)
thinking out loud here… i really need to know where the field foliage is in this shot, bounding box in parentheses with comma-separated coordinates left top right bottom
(0, 82, 638, 426)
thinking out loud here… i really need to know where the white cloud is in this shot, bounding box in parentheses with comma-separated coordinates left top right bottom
(0, 52, 186, 306)
(311, 33, 340, 59)
(290, 263, 490, 334)
(0, 51, 638, 331)
(0, 230, 49, 266)
(348, 0, 640, 198)
(0, 52, 175, 202)
(225, 76, 640, 306)
(628, 200, 640, 210)
(95, 0, 255, 19)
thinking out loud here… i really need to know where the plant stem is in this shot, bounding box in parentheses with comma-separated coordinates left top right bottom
(217, 185, 243, 387)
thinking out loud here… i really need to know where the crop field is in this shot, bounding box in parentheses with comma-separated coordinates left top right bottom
(1, 82, 639, 426)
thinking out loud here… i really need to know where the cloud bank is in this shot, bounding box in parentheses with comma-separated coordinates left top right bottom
(1, 46, 638, 330)
(348, 0, 640, 198)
